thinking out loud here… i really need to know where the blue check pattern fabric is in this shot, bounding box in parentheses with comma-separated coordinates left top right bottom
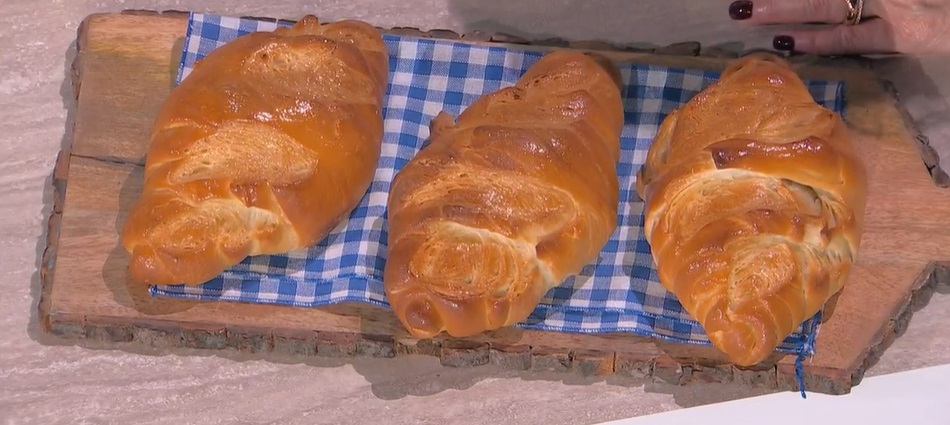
(153, 12, 846, 357)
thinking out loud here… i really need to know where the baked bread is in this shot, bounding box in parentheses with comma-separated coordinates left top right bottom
(635, 53, 868, 366)
(384, 51, 625, 339)
(121, 16, 389, 285)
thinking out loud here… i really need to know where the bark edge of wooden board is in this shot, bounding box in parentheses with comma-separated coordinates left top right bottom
(35, 9, 950, 397)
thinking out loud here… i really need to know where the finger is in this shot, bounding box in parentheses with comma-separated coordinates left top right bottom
(729, 0, 851, 25)
(774, 18, 896, 55)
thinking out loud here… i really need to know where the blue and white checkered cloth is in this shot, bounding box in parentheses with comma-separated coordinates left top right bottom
(152, 12, 844, 358)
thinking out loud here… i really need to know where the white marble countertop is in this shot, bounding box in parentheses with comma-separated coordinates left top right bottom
(2, 1, 949, 424)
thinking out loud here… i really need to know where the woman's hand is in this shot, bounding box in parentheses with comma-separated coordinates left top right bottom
(728, 0, 950, 56)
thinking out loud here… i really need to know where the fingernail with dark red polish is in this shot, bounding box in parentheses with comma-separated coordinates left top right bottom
(729, 1, 753, 20)
(773, 35, 795, 51)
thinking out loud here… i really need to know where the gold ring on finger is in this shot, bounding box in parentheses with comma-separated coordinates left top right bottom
(845, 0, 865, 25)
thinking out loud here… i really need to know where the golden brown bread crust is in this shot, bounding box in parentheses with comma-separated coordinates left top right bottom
(384, 51, 625, 339)
(635, 53, 868, 366)
(121, 16, 389, 285)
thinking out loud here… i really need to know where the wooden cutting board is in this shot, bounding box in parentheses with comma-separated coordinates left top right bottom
(38, 10, 950, 396)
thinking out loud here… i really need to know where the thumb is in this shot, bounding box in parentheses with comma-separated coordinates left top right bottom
(781, 18, 897, 55)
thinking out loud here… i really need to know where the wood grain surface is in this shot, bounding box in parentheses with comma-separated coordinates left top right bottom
(38, 10, 950, 396)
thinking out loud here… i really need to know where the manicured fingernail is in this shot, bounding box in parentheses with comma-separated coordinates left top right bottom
(773, 35, 795, 51)
(729, 1, 753, 20)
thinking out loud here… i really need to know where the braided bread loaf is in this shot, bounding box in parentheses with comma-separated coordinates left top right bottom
(635, 53, 868, 366)
(121, 16, 389, 285)
(384, 51, 625, 338)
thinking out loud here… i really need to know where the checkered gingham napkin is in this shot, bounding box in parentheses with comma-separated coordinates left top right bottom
(153, 12, 845, 362)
